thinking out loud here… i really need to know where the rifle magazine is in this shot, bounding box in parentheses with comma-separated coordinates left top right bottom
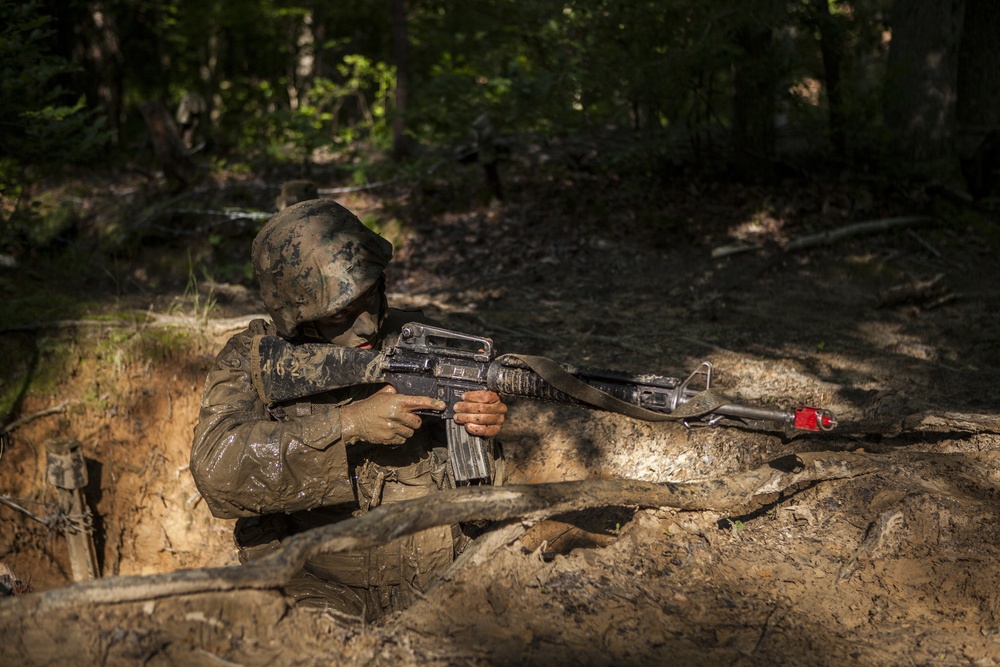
(446, 420, 493, 484)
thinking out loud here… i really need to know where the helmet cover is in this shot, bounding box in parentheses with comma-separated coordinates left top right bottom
(251, 199, 393, 337)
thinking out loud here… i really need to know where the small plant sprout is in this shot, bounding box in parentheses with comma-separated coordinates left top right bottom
(725, 519, 746, 537)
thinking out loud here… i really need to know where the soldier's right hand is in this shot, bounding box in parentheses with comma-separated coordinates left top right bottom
(340, 385, 446, 445)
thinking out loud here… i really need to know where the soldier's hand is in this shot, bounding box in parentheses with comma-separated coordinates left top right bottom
(453, 390, 507, 438)
(340, 385, 446, 445)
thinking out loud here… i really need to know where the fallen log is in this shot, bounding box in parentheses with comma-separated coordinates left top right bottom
(893, 410, 1000, 436)
(0, 450, 885, 619)
(712, 215, 937, 258)
(0, 313, 267, 337)
(783, 216, 937, 251)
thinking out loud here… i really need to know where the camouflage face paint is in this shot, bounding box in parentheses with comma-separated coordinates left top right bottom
(300, 281, 386, 347)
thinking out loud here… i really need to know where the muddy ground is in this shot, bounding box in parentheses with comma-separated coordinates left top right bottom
(1, 165, 1000, 666)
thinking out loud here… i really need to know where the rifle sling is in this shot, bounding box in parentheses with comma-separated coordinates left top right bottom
(251, 332, 732, 423)
(505, 354, 732, 422)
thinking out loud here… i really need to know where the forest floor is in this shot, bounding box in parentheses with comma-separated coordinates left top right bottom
(1, 157, 1000, 666)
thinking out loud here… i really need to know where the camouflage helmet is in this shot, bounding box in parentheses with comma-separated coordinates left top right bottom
(251, 199, 393, 338)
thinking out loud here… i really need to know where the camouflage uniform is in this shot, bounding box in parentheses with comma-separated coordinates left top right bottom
(190, 200, 502, 620)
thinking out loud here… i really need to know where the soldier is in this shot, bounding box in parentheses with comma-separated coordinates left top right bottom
(190, 200, 507, 620)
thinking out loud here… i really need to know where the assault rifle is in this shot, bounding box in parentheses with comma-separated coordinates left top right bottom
(252, 322, 837, 483)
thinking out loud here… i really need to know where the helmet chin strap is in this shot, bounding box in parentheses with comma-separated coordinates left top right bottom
(374, 276, 389, 345)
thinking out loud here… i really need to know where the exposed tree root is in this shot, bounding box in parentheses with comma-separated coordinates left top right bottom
(0, 401, 68, 435)
(895, 410, 1000, 435)
(0, 450, 885, 621)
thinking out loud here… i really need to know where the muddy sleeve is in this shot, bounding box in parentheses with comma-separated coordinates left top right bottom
(189, 331, 355, 519)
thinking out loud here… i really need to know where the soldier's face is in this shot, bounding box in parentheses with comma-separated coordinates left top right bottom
(302, 283, 384, 347)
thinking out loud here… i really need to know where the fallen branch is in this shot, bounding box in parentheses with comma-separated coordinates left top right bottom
(906, 228, 942, 257)
(712, 216, 937, 258)
(428, 521, 530, 594)
(317, 178, 400, 195)
(0, 402, 68, 435)
(1, 450, 884, 617)
(783, 216, 936, 251)
(711, 243, 764, 259)
(0, 496, 50, 525)
(876, 273, 948, 309)
(893, 411, 1000, 436)
(0, 319, 137, 333)
(144, 313, 268, 336)
(0, 313, 266, 337)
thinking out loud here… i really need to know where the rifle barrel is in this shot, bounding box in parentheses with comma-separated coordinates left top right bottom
(710, 402, 836, 431)
(713, 403, 795, 424)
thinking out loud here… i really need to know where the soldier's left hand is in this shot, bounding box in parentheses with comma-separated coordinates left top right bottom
(453, 390, 507, 438)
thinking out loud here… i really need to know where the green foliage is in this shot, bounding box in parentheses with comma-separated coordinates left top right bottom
(0, 0, 935, 193)
(168, 253, 218, 323)
(0, 2, 104, 167)
(0, 1, 109, 249)
(310, 56, 397, 144)
(231, 54, 399, 161)
(0, 2, 108, 174)
(0, 261, 102, 330)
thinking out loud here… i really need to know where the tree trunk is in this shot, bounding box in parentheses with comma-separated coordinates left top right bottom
(390, 0, 412, 161)
(955, 0, 1000, 199)
(730, 1, 785, 181)
(138, 101, 197, 187)
(50, 1, 125, 146)
(810, 0, 846, 159)
(884, 0, 966, 161)
(309, 3, 328, 82)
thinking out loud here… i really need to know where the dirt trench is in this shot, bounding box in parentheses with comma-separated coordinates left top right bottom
(2, 182, 1000, 665)
(0, 334, 239, 590)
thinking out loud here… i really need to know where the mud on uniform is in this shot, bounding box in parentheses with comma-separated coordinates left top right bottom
(191, 309, 503, 619)
(189, 200, 503, 620)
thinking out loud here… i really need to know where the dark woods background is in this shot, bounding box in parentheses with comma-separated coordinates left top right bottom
(2, 0, 999, 256)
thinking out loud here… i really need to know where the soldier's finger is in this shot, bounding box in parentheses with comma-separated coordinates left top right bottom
(453, 399, 508, 415)
(464, 422, 502, 438)
(460, 390, 501, 404)
(396, 412, 422, 431)
(386, 431, 408, 445)
(454, 411, 505, 426)
(399, 395, 447, 412)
